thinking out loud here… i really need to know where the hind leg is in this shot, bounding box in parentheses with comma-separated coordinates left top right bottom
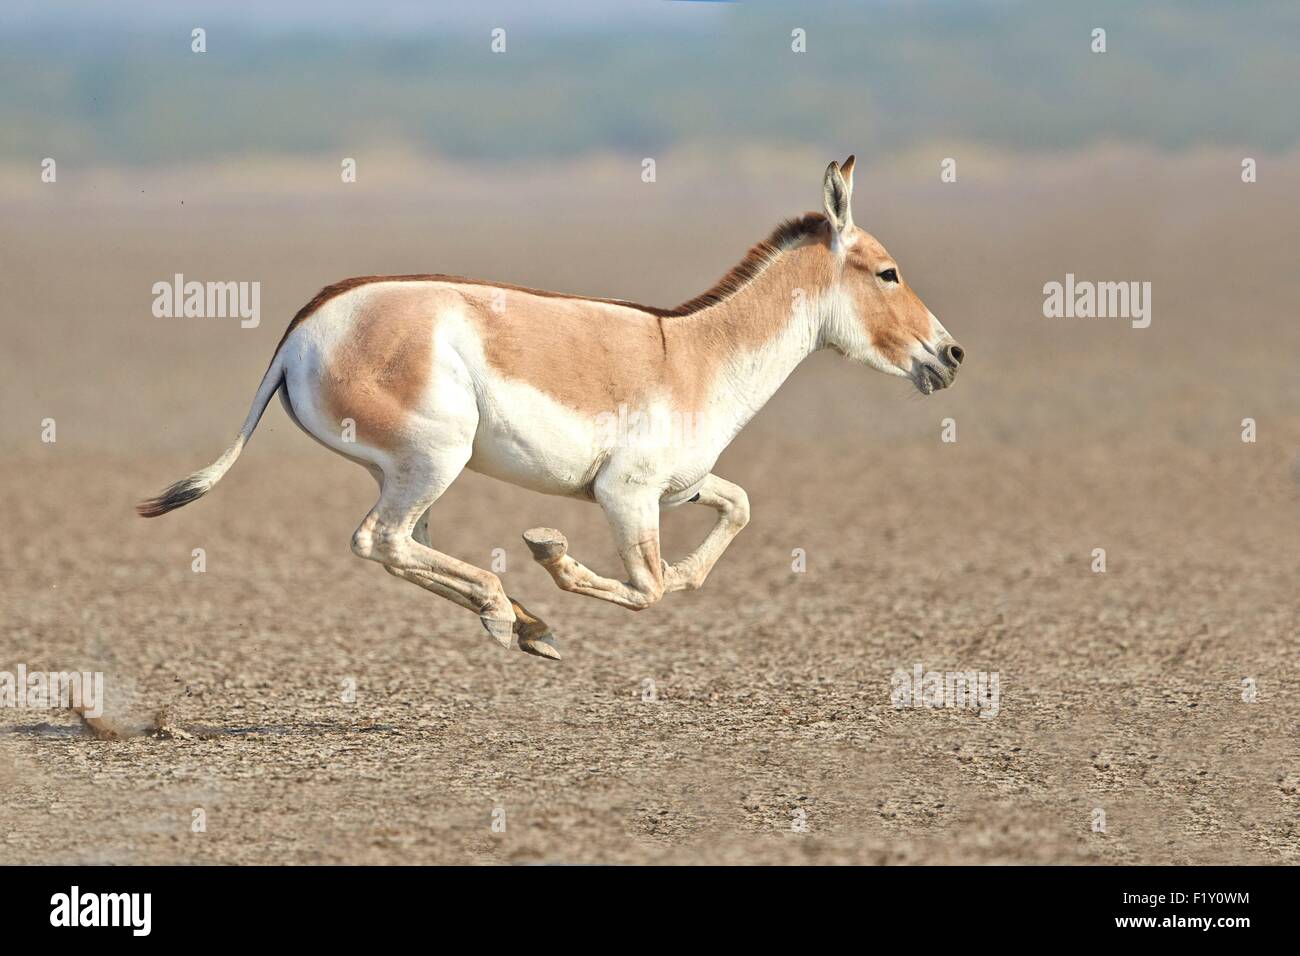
(353, 453, 518, 648)
(401, 506, 561, 660)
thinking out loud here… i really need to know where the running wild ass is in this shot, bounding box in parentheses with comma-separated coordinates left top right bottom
(139, 157, 964, 659)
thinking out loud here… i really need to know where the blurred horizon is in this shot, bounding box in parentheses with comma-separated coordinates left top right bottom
(3, 0, 1298, 170)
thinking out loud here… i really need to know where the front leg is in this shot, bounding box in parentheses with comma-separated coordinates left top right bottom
(662, 474, 750, 593)
(524, 492, 665, 611)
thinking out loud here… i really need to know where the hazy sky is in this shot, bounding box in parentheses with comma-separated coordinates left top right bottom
(3, 1, 1295, 165)
(2, 0, 730, 34)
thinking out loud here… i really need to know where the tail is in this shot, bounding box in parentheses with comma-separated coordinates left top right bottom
(136, 352, 286, 518)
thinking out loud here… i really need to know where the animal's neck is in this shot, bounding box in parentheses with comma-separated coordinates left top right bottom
(665, 241, 830, 446)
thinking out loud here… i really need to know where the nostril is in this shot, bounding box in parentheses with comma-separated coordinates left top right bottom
(943, 344, 965, 367)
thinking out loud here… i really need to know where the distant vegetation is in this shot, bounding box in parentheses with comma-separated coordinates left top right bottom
(3, 0, 1297, 165)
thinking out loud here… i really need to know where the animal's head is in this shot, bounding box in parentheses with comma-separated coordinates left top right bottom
(816, 156, 963, 394)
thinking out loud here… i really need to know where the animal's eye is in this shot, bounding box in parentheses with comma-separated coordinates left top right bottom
(877, 268, 899, 284)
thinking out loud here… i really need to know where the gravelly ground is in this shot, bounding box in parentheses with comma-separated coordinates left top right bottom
(2, 151, 1297, 864)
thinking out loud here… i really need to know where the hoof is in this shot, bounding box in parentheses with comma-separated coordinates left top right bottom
(523, 527, 568, 564)
(480, 615, 515, 649)
(509, 597, 562, 661)
(518, 631, 562, 661)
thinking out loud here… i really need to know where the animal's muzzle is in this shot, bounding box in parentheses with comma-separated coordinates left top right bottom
(914, 340, 963, 395)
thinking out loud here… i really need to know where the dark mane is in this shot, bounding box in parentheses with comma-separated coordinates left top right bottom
(663, 211, 828, 316)
(273, 212, 828, 355)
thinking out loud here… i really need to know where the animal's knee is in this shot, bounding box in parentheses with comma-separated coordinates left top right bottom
(352, 522, 404, 563)
(725, 486, 751, 529)
(351, 526, 377, 561)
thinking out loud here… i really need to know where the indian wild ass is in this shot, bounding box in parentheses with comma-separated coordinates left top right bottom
(139, 157, 964, 659)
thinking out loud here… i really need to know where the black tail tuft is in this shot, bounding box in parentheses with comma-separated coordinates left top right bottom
(136, 476, 210, 518)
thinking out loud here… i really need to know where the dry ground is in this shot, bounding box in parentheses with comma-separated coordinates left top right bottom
(1, 149, 1298, 863)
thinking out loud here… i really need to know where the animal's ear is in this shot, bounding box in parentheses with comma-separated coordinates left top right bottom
(839, 154, 855, 193)
(822, 159, 854, 238)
